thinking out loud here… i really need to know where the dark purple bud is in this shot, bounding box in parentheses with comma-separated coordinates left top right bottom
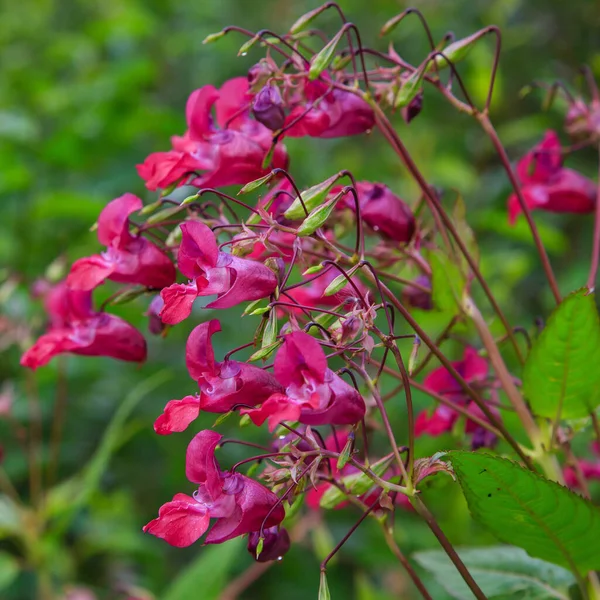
(401, 275, 432, 311)
(401, 90, 423, 124)
(252, 84, 285, 131)
(146, 295, 166, 335)
(248, 526, 291, 562)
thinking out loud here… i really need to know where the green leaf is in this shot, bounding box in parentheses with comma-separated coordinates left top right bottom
(0, 495, 21, 540)
(163, 538, 243, 600)
(523, 289, 600, 419)
(447, 451, 600, 574)
(428, 250, 466, 313)
(414, 546, 574, 600)
(320, 456, 392, 509)
(0, 552, 19, 591)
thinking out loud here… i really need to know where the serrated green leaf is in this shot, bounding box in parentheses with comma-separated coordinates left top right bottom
(163, 538, 243, 600)
(320, 456, 392, 509)
(447, 451, 600, 574)
(523, 289, 600, 420)
(414, 546, 574, 600)
(428, 250, 466, 314)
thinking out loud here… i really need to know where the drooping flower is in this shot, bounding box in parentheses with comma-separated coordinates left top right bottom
(283, 78, 374, 139)
(21, 281, 146, 370)
(159, 221, 278, 324)
(508, 130, 596, 224)
(67, 194, 176, 291)
(415, 346, 497, 449)
(154, 320, 283, 434)
(137, 78, 288, 191)
(143, 430, 285, 547)
(242, 331, 365, 431)
(337, 182, 415, 243)
(247, 526, 291, 562)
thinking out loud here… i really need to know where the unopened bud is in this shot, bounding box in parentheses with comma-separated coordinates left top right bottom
(252, 84, 285, 131)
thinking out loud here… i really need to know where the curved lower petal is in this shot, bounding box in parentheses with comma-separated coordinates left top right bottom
(154, 395, 200, 435)
(241, 394, 302, 432)
(20, 329, 80, 370)
(67, 255, 115, 291)
(143, 493, 210, 548)
(159, 282, 198, 325)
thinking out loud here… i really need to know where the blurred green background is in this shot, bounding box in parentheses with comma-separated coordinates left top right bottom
(2, 0, 600, 598)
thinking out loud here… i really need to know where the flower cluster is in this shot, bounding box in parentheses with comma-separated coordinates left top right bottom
(20, 7, 600, 579)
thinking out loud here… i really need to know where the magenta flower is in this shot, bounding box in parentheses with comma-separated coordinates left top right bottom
(137, 78, 288, 191)
(242, 331, 365, 431)
(415, 347, 497, 448)
(21, 281, 146, 370)
(564, 443, 600, 489)
(159, 221, 278, 324)
(508, 130, 596, 224)
(337, 182, 415, 243)
(283, 78, 374, 139)
(154, 320, 283, 434)
(143, 430, 285, 547)
(67, 194, 176, 291)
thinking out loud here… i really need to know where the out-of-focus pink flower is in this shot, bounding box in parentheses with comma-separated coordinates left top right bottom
(402, 275, 432, 311)
(159, 221, 278, 324)
(137, 78, 288, 191)
(564, 443, 600, 489)
(242, 332, 365, 430)
(508, 130, 596, 224)
(283, 78, 374, 139)
(336, 182, 415, 243)
(143, 430, 285, 547)
(21, 281, 146, 370)
(415, 347, 497, 449)
(154, 319, 283, 434)
(67, 194, 176, 291)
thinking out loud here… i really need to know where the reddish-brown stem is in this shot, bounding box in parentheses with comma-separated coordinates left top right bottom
(381, 521, 434, 600)
(370, 103, 525, 364)
(586, 144, 600, 291)
(476, 113, 561, 303)
(412, 496, 488, 600)
(411, 316, 459, 377)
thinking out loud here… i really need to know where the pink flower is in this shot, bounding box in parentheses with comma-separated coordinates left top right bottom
(137, 78, 288, 191)
(154, 320, 283, 434)
(159, 221, 278, 324)
(143, 430, 285, 547)
(67, 194, 176, 291)
(21, 281, 146, 370)
(564, 443, 600, 489)
(242, 331, 365, 431)
(283, 78, 374, 139)
(508, 130, 596, 224)
(337, 182, 415, 243)
(415, 347, 497, 448)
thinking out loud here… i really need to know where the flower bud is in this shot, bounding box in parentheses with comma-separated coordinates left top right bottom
(401, 89, 423, 124)
(146, 295, 166, 335)
(252, 84, 285, 131)
(402, 275, 432, 310)
(247, 527, 291, 562)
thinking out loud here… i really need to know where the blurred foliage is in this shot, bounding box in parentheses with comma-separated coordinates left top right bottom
(1, 0, 600, 598)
